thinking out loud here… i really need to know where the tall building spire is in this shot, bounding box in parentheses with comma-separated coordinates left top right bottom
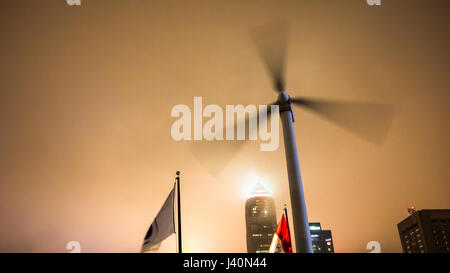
(250, 182, 270, 198)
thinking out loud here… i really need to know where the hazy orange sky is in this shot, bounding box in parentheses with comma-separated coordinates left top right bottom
(0, 0, 448, 252)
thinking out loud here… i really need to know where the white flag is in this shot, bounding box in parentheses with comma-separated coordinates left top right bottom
(141, 187, 175, 252)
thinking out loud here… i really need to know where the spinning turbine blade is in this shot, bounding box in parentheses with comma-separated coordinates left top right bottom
(291, 97, 394, 145)
(189, 138, 246, 175)
(251, 22, 288, 92)
(189, 102, 277, 175)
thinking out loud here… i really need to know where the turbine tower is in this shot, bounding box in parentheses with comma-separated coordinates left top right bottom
(278, 90, 313, 252)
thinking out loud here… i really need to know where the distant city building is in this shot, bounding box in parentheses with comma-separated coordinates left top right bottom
(245, 183, 277, 253)
(309, 222, 334, 253)
(397, 209, 450, 253)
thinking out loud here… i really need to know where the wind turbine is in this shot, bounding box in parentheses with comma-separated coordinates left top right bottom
(192, 22, 394, 253)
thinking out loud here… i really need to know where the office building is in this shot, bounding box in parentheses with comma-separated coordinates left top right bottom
(245, 183, 277, 253)
(398, 209, 450, 253)
(309, 222, 334, 253)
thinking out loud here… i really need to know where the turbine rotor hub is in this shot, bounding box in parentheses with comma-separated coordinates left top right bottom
(278, 91, 293, 115)
(278, 91, 290, 105)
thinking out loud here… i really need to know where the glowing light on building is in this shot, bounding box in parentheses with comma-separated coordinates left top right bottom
(250, 182, 271, 198)
(243, 174, 273, 199)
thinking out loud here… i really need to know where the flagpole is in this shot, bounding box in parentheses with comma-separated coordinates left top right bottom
(284, 204, 292, 251)
(176, 171, 182, 253)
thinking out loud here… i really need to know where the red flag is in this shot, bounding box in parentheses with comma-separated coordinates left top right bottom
(269, 214, 292, 253)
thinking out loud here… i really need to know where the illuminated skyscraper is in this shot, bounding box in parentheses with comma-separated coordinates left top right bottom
(309, 223, 334, 253)
(245, 183, 277, 253)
